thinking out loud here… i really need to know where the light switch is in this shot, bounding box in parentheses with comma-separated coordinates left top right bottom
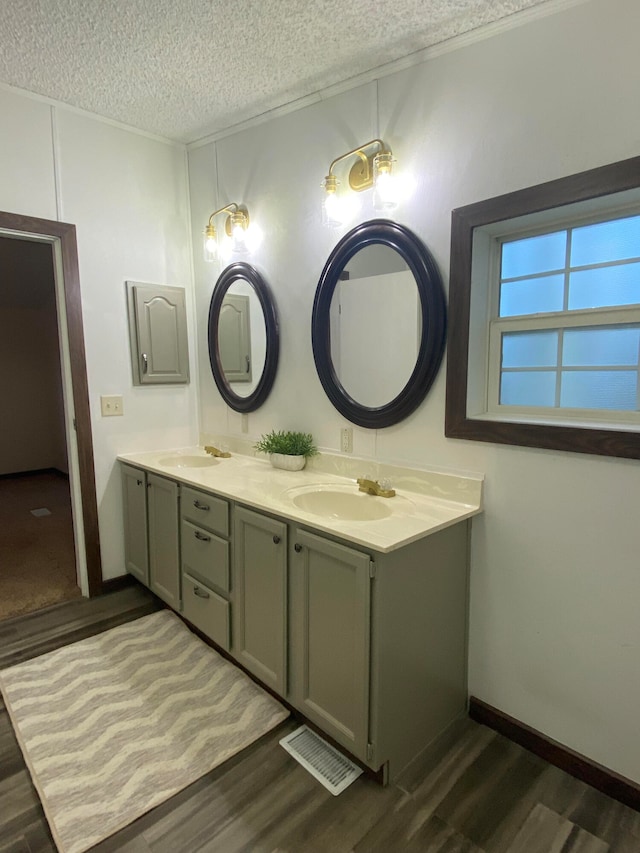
(101, 395, 124, 417)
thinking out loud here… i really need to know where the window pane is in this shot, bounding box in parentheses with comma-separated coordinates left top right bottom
(568, 262, 640, 309)
(560, 371, 638, 410)
(500, 274, 564, 317)
(570, 214, 640, 267)
(563, 326, 640, 367)
(502, 330, 558, 368)
(500, 371, 556, 406)
(501, 231, 567, 279)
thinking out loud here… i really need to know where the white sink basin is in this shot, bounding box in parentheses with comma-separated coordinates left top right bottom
(158, 455, 219, 468)
(285, 484, 396, 521)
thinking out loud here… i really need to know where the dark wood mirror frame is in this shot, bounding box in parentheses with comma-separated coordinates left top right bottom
(207, 262, 279, 413)
(312, 219, 447, 429)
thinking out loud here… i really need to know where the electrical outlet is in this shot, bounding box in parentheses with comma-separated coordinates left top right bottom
(100, 395, 124, 417)
(341, 427, 353, 453)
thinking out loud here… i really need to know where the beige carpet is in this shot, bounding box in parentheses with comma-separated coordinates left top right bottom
(0, 610, 289, 853)
(0, 471, 81, 621)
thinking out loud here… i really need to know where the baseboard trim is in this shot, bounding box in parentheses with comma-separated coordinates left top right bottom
(469, 697, 640, 812)
(101, 574, 136, 594)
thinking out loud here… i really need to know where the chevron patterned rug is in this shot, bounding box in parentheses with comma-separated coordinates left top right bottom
(0, 609, 289, 853)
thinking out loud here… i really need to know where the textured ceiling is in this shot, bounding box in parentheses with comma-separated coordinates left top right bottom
(0, 0, 553, 143)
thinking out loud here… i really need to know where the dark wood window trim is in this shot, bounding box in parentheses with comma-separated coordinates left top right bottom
(445, 155, 640, 460)
(0, 210, 103, 595)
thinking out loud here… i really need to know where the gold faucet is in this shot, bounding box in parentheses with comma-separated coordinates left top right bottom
(204, 444, 231, 458)
(357, 477, 395, 498)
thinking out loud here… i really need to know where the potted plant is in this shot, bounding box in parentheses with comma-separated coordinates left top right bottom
(255, 430, 318, 471)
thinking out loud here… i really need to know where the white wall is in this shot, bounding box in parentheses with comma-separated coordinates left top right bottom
(0, 89, 198, 579)
(188, 0, 640, 783)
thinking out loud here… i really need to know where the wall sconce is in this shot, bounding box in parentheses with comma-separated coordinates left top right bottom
(203, 203, 250, 262)
(322, 139, 398, 226)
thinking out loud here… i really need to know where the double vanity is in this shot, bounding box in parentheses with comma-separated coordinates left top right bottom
(119, 445, 482, 782)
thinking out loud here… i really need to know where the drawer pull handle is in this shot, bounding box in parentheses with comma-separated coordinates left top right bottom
(294, 543, 302, 553)
(273, 535, 281, 544)
(193, 500, 210, 511)
(193, 586, 210, 599)
(195, 531, 210, 542)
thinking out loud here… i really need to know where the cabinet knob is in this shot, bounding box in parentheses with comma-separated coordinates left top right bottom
(193, 586, 210, 599)
(136, 479, 142, 486)
(294, 543, 302, 553)
(273, 534, 281, 544)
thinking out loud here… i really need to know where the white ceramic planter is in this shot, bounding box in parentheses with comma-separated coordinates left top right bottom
(270, 453, 306, 471)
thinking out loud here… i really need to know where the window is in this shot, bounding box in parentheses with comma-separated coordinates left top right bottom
(445, 155, 640, 459)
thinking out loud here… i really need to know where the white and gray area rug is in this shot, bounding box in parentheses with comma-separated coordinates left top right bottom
(0, 609, 289, 853)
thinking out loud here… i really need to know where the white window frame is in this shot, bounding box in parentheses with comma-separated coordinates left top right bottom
(483, 204, 640, 428)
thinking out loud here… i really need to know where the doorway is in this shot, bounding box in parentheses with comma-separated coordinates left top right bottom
(0, 211, 102, 616)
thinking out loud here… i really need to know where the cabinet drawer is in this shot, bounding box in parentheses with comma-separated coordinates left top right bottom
(181, 486, 229, 537)
(182, 573, 230, 651)
(181, 520, 229, 594)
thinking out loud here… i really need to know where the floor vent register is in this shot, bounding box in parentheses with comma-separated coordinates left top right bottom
(279, 725, 363, 795)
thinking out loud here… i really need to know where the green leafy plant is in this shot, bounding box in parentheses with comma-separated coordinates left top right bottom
(254, 430, 318, 458)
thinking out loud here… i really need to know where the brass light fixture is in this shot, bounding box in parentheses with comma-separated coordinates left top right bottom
(203, 203, 250, 262)
(322, 139, 398, 226)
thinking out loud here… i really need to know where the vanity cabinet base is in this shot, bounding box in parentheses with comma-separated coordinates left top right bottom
(371, 522, 470, 780)
(289, 528, 372, 763)
(120, 462, 471, 784)
(289, 520, 470, 780)
(121, 464, 149, 585)
(147, 473, 181, 611)
(182, 573, 230, 652)
(233, 506, 288, 695)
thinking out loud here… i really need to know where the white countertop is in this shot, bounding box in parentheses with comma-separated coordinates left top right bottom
(117, 446, 483, 553)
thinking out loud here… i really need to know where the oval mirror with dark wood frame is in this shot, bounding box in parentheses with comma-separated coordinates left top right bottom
(312, 219, 446, 428)
(208, 262, 279, 413)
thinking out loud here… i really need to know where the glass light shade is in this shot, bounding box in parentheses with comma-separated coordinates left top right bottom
(322, 188, 344, 227)
(203, 225, 217, 262)
(373, 153, 399, 212)
(324, 191, 361, 227)
(231, 225, 248, 253)
(322, 175, 360, 227)
(322, 174, 342, 227)
(229, 212, 249, 253)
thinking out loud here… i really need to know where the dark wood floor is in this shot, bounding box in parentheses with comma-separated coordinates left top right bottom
(1, 586, 639, 852)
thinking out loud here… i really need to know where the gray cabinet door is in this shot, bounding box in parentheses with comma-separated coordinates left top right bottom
(148, 473, 181, 610)
(121, 464, 148, 585)
(127, 282, 189, 385)
(290, 528, 371, 761)
(233, 506, 287, 694)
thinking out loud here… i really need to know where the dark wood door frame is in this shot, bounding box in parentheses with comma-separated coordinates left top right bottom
(0, 210, 103, 596)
